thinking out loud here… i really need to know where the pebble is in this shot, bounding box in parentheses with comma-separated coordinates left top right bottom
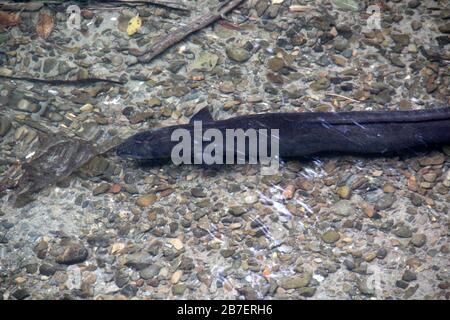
(139, 265, 161, 280)
(16, 99, 39, 113)
(136, 194, 157, 207)
(226, 46, 251, 63)
(147, 97, 162, 107)
(168, 238, 184, 251)
(402, 270, 417, 282)
(439, 22, 450, 34)
(39, 262, 56, 276)
(0, 67, 13, 77)
(310, 78, 330, 91)
(229, 206, 247, 217)
(390, 55, 405, 68)
(43, 58, 57, 73)
(363, 252, 377, 262)
(336, 186, 351, 199)
(93, 183, 110, 196)
(255, 0, 269, 17)
(418, 153, 445, 166)
(396, 280, 409, 289)
(391, 34, 410, 47)
(267, 57, 285, 72)
(298, 287, 316, 297)
(56, 243, 88, 265)
(191, 187, 206, 198)
(332, 55, 347, 66)
(408, 0, 420, 9)
(282, 185, 295, 199)
(109, 184, 121, 194)
(0, 117, 11, 136)
(331, 200, 355, 216)
(375, 194, 395, 211)
(321, 230, 340, 244)
(394, 225, 412, 238)
(279, 273, 311, 289)
(376, 248, 388, 259)
(125, 253, 153, 270)
(411, 20, 422, 31)
(411, 233, 426, 247)
(219, 81, 235, 93)
(443, 170, 450, 188)
(333, 37, 349, 52)
(12, 288, 30, 300)
(111, 243, 126, 254)
(170, 270, 183, 284)
(111, 55, 124, 67)
(80, 103, 94, 113)
(172, 283, 187, 296)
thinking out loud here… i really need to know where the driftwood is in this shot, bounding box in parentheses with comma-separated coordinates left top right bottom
(0, 75, 126, 85)
(136, 0, 245, 64)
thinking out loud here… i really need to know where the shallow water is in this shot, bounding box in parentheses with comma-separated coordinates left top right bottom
(0, 0, 449, 300)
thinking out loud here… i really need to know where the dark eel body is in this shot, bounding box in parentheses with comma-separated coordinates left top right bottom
(117, 107, 450, 161)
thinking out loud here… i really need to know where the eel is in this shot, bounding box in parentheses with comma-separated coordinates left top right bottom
(117, 107, 450, 161)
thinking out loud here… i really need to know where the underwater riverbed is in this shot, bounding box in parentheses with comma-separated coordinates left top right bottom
(0, 0, 449, 300)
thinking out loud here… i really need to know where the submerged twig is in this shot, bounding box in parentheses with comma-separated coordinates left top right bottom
(0, 75, 126, 85)
(135, 0, 245, 64)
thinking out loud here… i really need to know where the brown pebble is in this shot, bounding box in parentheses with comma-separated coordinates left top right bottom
(136, 194, 157, 207)
(109, 184, 122, 194)
(361, 202, 375, 218)
(283, 185, 296, 199)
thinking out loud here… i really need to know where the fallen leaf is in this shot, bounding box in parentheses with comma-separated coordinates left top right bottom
(189, 52, 219, 72)
(36, 13, 54, 39)
(0, 11, 20, 27)
(127, 15, 141, 36)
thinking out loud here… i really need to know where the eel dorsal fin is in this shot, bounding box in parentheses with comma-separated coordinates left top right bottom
(189, 107, 214, 124)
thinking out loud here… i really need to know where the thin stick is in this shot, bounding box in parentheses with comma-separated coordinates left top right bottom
(0, 75, 126, 85)
(135, 0, 245, 64)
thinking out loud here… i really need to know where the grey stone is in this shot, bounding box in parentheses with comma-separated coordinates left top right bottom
(226, 46, 251, 63)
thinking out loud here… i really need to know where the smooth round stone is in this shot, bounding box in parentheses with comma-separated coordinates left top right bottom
(111, 55, 124, 67)
(322, 230, 340, 244)
(0, 67, 13, 77)
(47, 112, 63, 122)
(136, 194, 157, 207)
(411, 233, 427, 247)
(394, 225, 412, 238)
(225, 46, 252, 63)
(43, 58, 57, 74)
